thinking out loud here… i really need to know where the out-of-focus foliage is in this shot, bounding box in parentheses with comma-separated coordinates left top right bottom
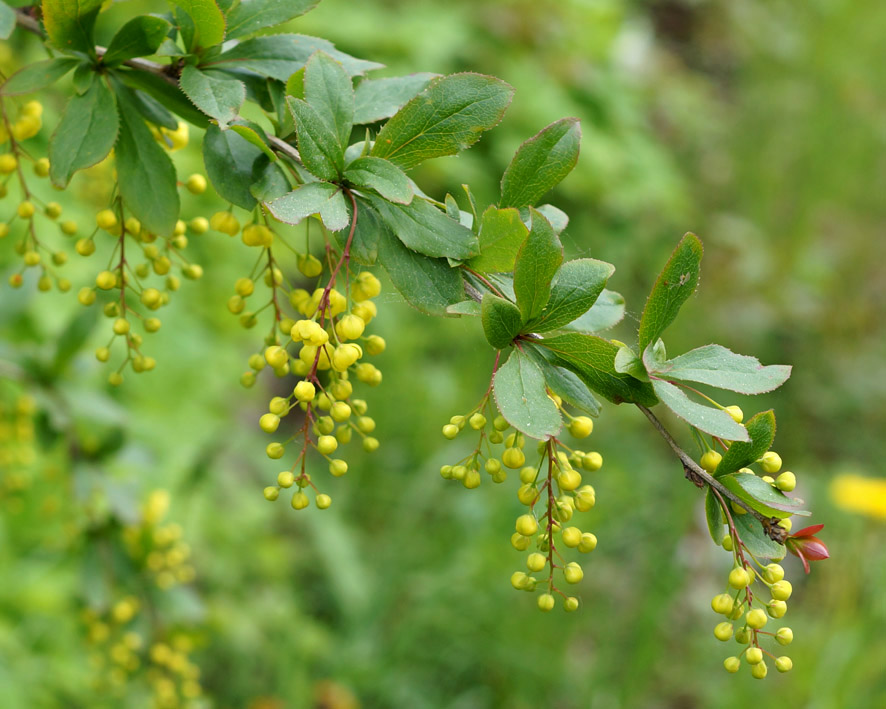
(2, 1, 885, 707)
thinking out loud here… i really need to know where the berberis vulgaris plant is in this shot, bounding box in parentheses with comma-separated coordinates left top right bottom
(1, 0, 828, 680)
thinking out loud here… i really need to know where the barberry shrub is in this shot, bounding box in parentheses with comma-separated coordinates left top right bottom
(0, 0, 827, 686)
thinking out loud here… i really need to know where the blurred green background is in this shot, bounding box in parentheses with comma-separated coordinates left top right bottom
(2, 0, 886, 707)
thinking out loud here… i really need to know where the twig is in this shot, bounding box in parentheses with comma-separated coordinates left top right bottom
(15, 10, 177, 82)
(636, 404, 787, 544)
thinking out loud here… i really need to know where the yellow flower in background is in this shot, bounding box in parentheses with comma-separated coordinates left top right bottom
(830, 474, 886, 520)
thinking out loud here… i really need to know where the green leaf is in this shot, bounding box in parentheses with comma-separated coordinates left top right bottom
(513, 209, 562, 322)
(527, 258, 613, 333)
(377, 226, 465, 316)
(287, 97, 343, 180)
(228, 119, 276, 160)
(650, 379, 749, 442)
(446, 301, 481, 317)
(332, 197, 379, 265)
(71, 62, 93, 94)
(171, 0, 225, 49)
(225, 0, 320, 39)
(42, 0, 102, 55)
(500, 117, 581, 208)
(202, 123, 286, 209)
(538, 333, 658, 406)
(368, 195, 479, 261)
(206, 34, 383, 81)
(716, 411, 777, 478)
(704, 488, 724, 544)
(371, 73, 514, 170)
(566, 289, 625, 333)
(49, 76, 118, 188)
(304, 51, 353, 150)
(248, 162, 290, 202)
(613, 345, 648, 382)
(114, 89, 179, 237)
(115, 78, 177, 129)
(638, 232, 703, 352)
(719, 473, 810, 518)
(481, 293, 523, 349)
(116, 68, 210, 127)
(524, 345, 601, 418)
(0, 1, 16, 41)
(102, 15, 171, 67)
(353, 73, 437, 124)
(0, 58, 79, 95)
(493, 350, 562, 440)
(267, 182, 349, 232)
(179, 65, 245, 124)
(650, 345, 792, 395)
(343, 156, 412, 204)
(733, 513, 786, 561)
(535, 204, 568, 235)
(467, 206, 528, 274)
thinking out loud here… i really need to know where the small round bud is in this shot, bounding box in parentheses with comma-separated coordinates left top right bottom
(315, 494, 332, 509)
(728, 567, 751, 590)
(721, 534, 734, 551)
(259, 413, 280, 433)
(723, 657, 741, 673)
(724, 405, 744, 423)
(96, 209, 118, 230)
(277, 471, 295, 488)
(745, 647, 763, 665)
(764, 563, 785, 583)
(266, 443, 285, 459)
(469, 413, 487, 430)
(17, 201, 36, 219)
(362, 437, 379, 453)
(316, 435, 338, 455)
(711, 593, 734, 616)
(561, 527, 582, 548)
(293, 380, 316, 403)
(511, 533, 530, 551)
(564, 562, 584, 584)
(581, 452, 603, 472)
(746, 608, 768, 629)
(776, 627, 793, 646)
(291, 492, 309, 510)
(96, 270, 118, 290)
(760, 451, 782, 474)
(770, 580, 793, 601)
(526, 553, 546, 572)
(442, 424, 458, 439)
(112, 318, 130, 336)
(568, 416, 593, 438)
(775, 656, 793, 673)
(185, 174, 207, 194)
(714, 622, 733, 641)
(537, 594, 555, 612)
(515, 514, 538, 537)
(510, 572, 529, 590)
(263, 487, 279, 501)
(578, 532, 597, 553)
(768, 600, 787, 618)
(751, 660, 768, 679)
(775, 471, 796, 492)
(502, 448, 526, 469)
(700, 450, 722, 473)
